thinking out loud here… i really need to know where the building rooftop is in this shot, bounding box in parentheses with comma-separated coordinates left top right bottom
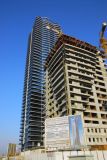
(45, 34, 97, 69)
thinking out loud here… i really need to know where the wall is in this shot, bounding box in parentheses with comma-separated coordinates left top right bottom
(2, 150, 107, 160)
(20, 150, 107, 160)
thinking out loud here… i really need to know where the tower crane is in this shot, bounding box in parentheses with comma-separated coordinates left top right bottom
(99, 22, 107, 57)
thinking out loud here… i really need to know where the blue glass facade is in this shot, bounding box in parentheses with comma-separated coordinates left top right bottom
(20, 17, 61, 151)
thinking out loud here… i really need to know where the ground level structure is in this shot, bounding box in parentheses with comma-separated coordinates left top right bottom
(1, 149, 107, 160)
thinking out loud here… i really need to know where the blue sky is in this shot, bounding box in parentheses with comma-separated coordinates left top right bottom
(0, 0, 107, 155)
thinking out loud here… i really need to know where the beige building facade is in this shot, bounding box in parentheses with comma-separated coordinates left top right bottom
(45, 34, 107, 149)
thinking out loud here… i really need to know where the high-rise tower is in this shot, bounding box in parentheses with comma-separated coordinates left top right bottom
(45, 34, 107, 149)
(20, 16, 62, 151)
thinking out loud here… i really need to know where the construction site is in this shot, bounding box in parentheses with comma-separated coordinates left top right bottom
(1, 22, 107, 160)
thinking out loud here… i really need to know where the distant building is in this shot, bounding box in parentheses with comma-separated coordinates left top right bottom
(45, 34, 107, 149)
(7, 143, 16, 157)
(20, 16, 62, 151)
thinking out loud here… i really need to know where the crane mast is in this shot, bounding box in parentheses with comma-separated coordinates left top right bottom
(100, 22, 107, 57)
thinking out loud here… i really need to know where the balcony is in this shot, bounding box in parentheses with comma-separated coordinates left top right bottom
(96, 90, 107, 95)
(68, 69, 94, 79)
(48, 55, 63, 73)
(66, 50, 96, 65)
(70, 90, 90, 97)
(95, 78, 104, 83)
(97, 96, 107, 100)
(71, 104, 85, 111)
(53, 79, 65, 91)
(69, 76, 93, 84)
(95, 84, 105, 89)
(55, 86, 65, 97)
(65, 46, 96, 59)
(69, 83, 92, 90)
(51, 66, 63, 80)
(84, 117, 99, 122)
(48, 50, 62, 70)
(78, 67, 95, 74)
(56, 93, 66, 102)
(71, 97, 88, 104)
(52, 72, 64, 87)
(89, 102, 95, 106)
(95, 73, 103, 78)
(78, 61, 95, 69)
(58, 100, 66, 108)
(49, 61, 63, 76)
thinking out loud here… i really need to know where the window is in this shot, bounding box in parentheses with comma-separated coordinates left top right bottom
(85, 120, 91, 123)
(89, 138, 91, 142)
(93, 138, 95, 142)
(100, 138, 103, 142)
(87, 128, 90, 132)
(96, 138, 99, 142)
(104, 129, 106, 133)
(93, 121, 99, 124)
(102, 121, 107, 125)
(72, 109, 76, 115)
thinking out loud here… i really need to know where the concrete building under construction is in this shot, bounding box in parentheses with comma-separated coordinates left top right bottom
(45, 34, 107, 149)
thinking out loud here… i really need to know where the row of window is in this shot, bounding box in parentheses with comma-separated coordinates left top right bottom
(88, 137, 107, 143)
(87, 128, 107, 133)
